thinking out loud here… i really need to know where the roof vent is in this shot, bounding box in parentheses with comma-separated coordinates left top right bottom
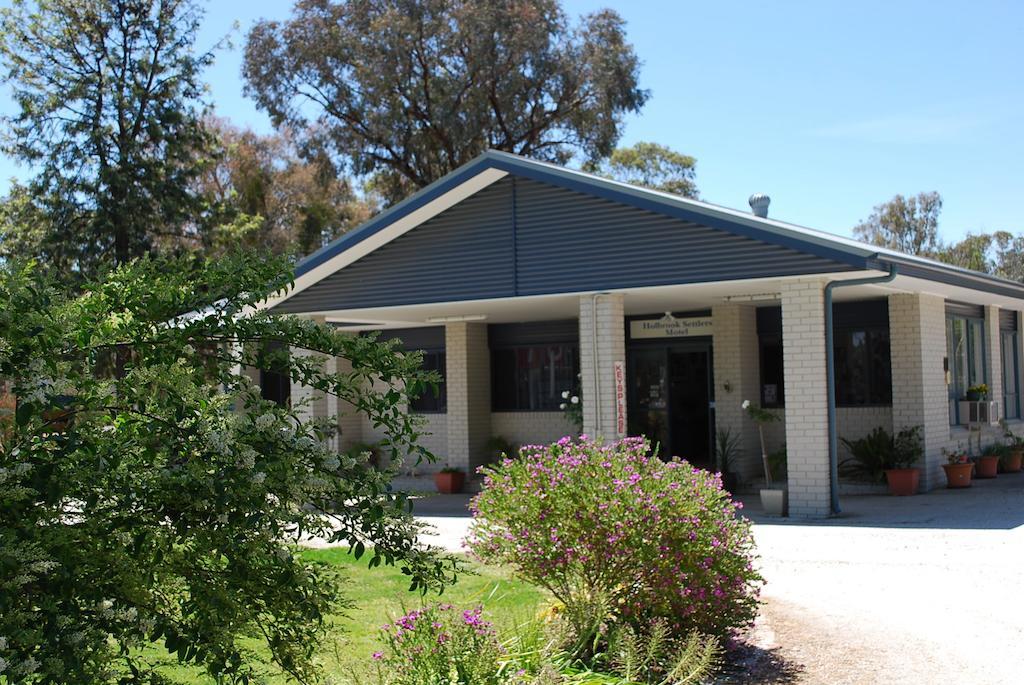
(748, 193, 770, 218)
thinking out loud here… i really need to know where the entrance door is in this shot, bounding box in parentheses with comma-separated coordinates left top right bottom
(627, 342, 713, 467)
(669, 349, 712, 466)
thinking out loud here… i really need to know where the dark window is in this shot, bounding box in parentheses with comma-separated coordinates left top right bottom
(492, 344, 578, 411)
(410, 350, 446, 413)
(757, 301, 893, 408)
(259, 341, 291, 407)
(833, 327, 892, 405)
(759, 335, 785, 407)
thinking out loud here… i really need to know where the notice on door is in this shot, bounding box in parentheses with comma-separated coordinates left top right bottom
(613, 360, 627, 438)
(629, 316, 713, 339)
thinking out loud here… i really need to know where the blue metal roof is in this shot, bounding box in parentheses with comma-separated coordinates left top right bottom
(294, 149, 1024, 300)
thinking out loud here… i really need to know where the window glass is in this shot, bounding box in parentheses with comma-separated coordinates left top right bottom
(758, 336, 784, 407)
(758, 327, 892, 408)
(946, 315, 986, 424)
(833, 327, 892, 406)
(409, 350, 446, 413)
(259, 341, 291, 407)
(492, 344, 578, 411)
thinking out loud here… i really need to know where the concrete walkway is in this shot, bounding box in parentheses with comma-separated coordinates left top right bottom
(406, 476, 1024, 684)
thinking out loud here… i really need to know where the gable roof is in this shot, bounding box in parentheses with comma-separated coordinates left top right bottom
(277, 150, 1024, 308)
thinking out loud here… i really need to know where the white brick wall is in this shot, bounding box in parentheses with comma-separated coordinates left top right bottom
(579, 294, 626, 439)
(888, 292, 949, 490)
(780, 279, 831, 517)
(363, 412, 448, 473)
(712, 304, 762, 478)
(491, 411, 577, 448)
(445, 322, 491, 472)
(985, 305, 1003, 411)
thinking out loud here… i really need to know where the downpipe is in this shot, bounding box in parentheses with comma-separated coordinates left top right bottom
(824, 265, 898, 515)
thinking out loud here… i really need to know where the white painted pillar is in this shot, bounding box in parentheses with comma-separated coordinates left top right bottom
(578, 293, 626, 440)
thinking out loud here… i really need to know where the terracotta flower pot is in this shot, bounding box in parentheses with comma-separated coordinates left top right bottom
(884, 468, 920, 496)
(434, 471, 465, 494)
(975, 455, 999, 479)
(943, 463, 973, 488)
(1002, 450, 1023, 473)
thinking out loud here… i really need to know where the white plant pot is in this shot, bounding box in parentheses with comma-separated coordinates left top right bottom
(760, 487, 788, 516)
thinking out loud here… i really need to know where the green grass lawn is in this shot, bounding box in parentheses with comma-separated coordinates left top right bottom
(145, 547, 544, 684)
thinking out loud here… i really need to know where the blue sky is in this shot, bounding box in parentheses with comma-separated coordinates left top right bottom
(1, 0, 1022, 241)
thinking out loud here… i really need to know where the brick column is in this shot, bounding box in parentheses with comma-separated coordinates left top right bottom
(579, 293, 625, 440)
(711, 304, 761, 480)
(290, 346, 341, 451)
(334, 348, 363, 451)
(445, 322, 491, 473)
(984, 305, 1003, 418)
(780, 279, 830, 517)
(888, 293, 949, 490)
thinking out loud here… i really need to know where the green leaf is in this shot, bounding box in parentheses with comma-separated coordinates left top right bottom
(15, 402, 32, 426)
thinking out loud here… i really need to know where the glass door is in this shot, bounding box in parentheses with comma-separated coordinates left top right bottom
(668, 349, 712, 467)
(627, 343, 714, 467)
(628, 348, 670, 456)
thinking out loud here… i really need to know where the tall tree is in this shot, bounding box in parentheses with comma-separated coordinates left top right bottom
(196, 118, 374, 257)
(585, 141, 698, 197)
(934, 232, 995, 273)
(993, 231, 1024, 282)
(242, 0, 648, 204)
(853, 191, 943, 255)
(0, 0, 217, 281)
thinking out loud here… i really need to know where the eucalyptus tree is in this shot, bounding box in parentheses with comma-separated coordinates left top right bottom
(243, 0, 649, 204)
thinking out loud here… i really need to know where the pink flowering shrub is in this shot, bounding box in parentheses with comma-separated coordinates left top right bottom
(468, 436, 763, 638)
(372, 604, 510, 684)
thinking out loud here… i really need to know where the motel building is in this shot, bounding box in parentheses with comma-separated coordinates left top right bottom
(262, 151, 1024, 517)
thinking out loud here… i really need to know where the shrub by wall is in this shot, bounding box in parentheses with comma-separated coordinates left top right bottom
(468, 436, 763, 638)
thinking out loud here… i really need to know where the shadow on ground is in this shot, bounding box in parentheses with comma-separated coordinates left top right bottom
(407, 493, 474, 517)
(715, 643, 803, 684)
(739, 471, 1024, 530)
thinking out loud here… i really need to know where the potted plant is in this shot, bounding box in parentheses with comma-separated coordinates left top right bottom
(942, 447, 973, 488)
(841, 425, 924, 496)
(966, 383, 988, 401)
(715, 427, 741, 493)
(434, 465, 466, 494)
(976, 443, 1003, 479)
(743, 400, 785, 515)
(999, 420, 1024, 473)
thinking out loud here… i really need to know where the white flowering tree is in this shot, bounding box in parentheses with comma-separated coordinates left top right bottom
(0, 255, 454, 683)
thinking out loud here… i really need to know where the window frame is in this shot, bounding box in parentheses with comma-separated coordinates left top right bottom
(832, 324, 893, 407)
(946, 313, 987, 425)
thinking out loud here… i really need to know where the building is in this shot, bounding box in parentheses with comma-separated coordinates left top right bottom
(263, 150, 1024, 517)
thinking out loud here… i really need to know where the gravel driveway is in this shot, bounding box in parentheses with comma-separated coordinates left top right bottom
(408, 476, 1024, 684)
